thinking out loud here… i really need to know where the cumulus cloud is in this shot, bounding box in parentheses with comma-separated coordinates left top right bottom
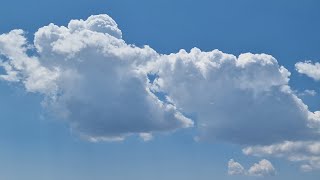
(0, 30, 59, 94)
(248, 159, 276, 177)
(295, 61, 320, 81)
(228, 159, 275, 177)
(0, 14, 193, 141)
(228, 159, 246, 175)
(1, 13, 320, 173)
(0, 14, 320, 171)
(147, 48, 320, 145)
(243, 141, 320, 171)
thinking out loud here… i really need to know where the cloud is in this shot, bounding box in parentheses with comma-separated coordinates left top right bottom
(248, 159, 276, 177)
(228, 159, 246, 175)
(301, 164, 313, 172)
(228, 159, 275, 177)
(0, 30, 59, 94)
(0, 15, 193, 141)
(243, 141, 320, 171)
(297, 89, 317, 97)
(148, 48, 320, 145)
(1, 13, 320, 172)
(295, 61, 320, 81)
(139, 132, 153, 141)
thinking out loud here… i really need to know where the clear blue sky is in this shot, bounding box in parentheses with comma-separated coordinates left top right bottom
(0, 0, 320, 179)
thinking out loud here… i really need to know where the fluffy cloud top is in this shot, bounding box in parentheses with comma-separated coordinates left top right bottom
(295, 61, 320, 81)
(228, 159, 275, 177)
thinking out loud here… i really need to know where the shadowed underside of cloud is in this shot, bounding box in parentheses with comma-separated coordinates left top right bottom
(0, 14, 320, 171)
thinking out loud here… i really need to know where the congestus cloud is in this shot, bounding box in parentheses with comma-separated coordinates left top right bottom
(0, 14, 320, 171)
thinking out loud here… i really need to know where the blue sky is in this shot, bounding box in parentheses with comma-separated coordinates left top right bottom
(0, 0, 320, 179)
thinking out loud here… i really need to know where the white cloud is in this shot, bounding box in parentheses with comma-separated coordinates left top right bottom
(0, 29, 60, 95)
(148, 48, 320, 145)
(248, 159, 276, 177)
(1, 14, 320, 171)
(228, 159, 275, 177)
(298, 89, 317, 96)
(1, 13, 320, 173)
(228, 159, 246, 175)
(0, 14, 193, 141)
(243, 141, 320, 171)
(295, 61, 320, 81)
(139, 133, 153, 141)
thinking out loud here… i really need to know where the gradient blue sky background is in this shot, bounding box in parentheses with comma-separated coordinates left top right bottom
(0, 0, 320, 179)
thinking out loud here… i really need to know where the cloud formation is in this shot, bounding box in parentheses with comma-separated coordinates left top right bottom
(298, 89, 317, 97)
(0, 14, 320, 171)
(0, 15, 193, 141)
(243, 141, 320, 171)
(228, 159, 246, 175)
(248, 159, 276, 177)
(295, 61, 320, 81)
(148, 48, 320, 145)
(228, 159, 275, 177)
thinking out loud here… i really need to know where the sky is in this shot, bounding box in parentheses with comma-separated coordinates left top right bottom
(0, 0, 320, 180)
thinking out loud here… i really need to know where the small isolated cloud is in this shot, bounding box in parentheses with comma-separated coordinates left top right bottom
(295, 61, 320, 81)
(228, 159, 275, 177)
(139, 133, 153, 141)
